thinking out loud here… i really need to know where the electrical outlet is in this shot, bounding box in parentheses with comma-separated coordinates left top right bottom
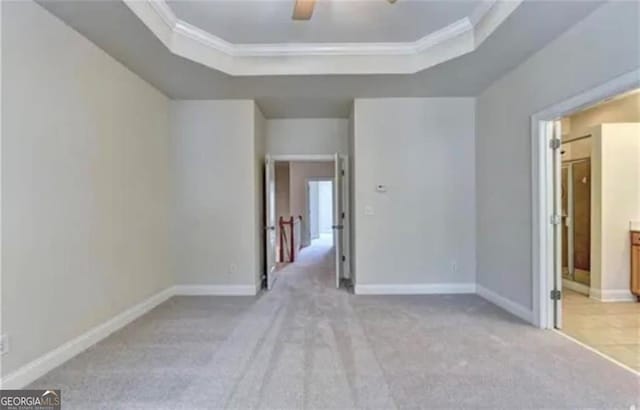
(0, 334, 9, 356)
(451, 261, 458, 273)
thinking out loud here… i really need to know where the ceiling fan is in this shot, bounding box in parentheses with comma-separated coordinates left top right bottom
(293, 0, 397, 21)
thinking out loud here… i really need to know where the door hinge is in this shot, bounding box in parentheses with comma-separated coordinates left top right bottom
(550, 214, 562, 225)
(341, 212, 345, 219)
(342, 255, 346, 262)
(341, 169, 345, 176)
(549, 138, 561, 150)
(550, 289, 562, 300)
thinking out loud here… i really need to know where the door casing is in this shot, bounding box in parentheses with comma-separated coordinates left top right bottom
(531, 69, 639, 329)
(265, 154, 352, 288)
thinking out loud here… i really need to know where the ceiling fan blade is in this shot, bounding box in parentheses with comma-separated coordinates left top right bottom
(292, 0, 315, 20)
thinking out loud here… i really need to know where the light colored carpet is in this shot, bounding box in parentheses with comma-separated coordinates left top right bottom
(31, 242, 640, 409)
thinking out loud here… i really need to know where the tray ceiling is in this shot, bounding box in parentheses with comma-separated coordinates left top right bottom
(124, 0, 522, 76)
(166, 0, 479, 44)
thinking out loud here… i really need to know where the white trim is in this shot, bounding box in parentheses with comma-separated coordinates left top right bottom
(532, 69, 640, 329)
(0, 287, 174, 389)
(476, 285, 534, 324)
(269, 153, 352, 280)
(562, 279, 590, 296)
(173, 285, 258, 296)
(589, 288, 636, 302)
(354, 283, 476, 295)
(0, 283, 264, 389)
(269, 154, 335, 162)
(122, 0, 521, 76)
(554, 330, 640, 376)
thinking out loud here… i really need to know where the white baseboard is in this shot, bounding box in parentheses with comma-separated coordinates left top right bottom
(354, 283, 476, 295)
(0, 282, 261, 389)
(0, 287, 174, 389)
(589, 288, 636, 302)
(562, 278, 590, 296)
(476, 285, 534, 324)
(173, 285, 258, 296)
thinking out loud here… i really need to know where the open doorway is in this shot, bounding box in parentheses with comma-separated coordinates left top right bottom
(308, 179, 334, 247)
(264, 154, 348, 291)
(533, 76, 640, 372)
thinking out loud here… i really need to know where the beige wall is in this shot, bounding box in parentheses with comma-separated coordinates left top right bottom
(289, 162, 335, 247)
(561, 91, 640, 162)
(274, 162, 290, 261)
(2, 1, 172, 377)
(564, 92, 640, 141)
(562, 138, 592, 162)
(275, 162, 291, 219)
(590, 123, 640, 300)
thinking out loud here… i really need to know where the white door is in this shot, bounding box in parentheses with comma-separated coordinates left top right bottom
(332, 153, 344, 288)
(264, 155, 277, 290)
(551, 120, 563, 328)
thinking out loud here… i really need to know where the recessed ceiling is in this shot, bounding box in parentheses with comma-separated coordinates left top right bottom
(166, 0, 480, 44)
(34, 0, 608, 117)
(124, 0, 522, 75)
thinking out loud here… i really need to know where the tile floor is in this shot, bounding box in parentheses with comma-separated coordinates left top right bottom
(562, 289, 640, 371)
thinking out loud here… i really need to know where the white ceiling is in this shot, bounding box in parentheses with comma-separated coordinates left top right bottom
(126, 0, 516, 75)
(166, 0, 481, 44)
(35, 0, 604, 117)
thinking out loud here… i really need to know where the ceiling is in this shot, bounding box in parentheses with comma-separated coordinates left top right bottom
(124, 0, 518, 75)
(36, 0, 604, 117)
(165, 0, 480, 44)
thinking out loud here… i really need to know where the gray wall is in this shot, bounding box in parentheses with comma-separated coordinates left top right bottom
(353, 98, 476, 287)
(2, 1, 172, 377)
(476, 1, 640, 310)
(170, 100, 262, 289)
(265, 118, 348, 155)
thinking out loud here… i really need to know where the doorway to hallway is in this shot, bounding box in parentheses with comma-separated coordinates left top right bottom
(263, 154, 349, 291)
(308, 179, 334, 247)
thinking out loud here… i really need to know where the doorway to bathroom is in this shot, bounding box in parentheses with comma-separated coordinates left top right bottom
(533, 76, 640, 373)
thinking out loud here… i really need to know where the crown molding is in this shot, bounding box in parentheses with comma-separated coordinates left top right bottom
(124, 0, 522, 76)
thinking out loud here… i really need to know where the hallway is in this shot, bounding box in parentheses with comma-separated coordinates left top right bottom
(275, 232, 336, 290)
(29, 244, 640, 408)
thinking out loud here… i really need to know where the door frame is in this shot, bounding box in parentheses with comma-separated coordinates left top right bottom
(267, 154, 351, 281)
(531, 69, 639, 329)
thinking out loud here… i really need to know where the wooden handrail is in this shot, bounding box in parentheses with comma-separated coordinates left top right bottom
(279, 215, 303, 262)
